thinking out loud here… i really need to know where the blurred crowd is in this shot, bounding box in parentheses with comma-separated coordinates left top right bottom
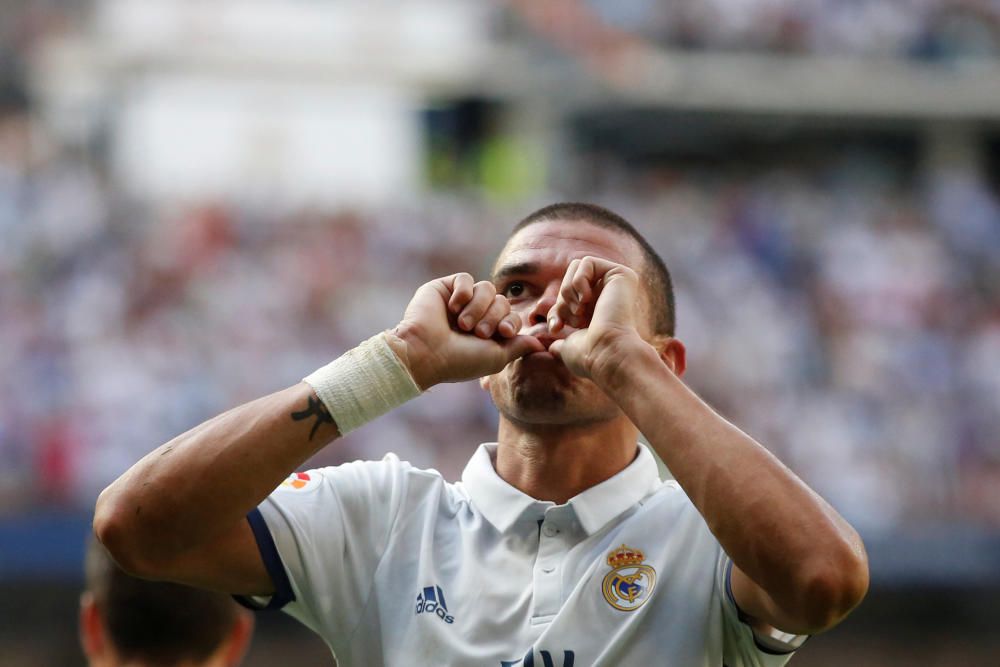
(591, 0, 1000, 59)
(2, 97, 1000, 537)
(531, 0, 1000, 61)
(3, 0, 1000, 65)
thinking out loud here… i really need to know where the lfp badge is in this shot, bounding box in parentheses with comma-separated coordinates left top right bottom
(280, 471, 315, 490)
(602, 544, 656, 612)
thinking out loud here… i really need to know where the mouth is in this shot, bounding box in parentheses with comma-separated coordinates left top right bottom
(524, 327, 564, 351)
(517, 347, 569, 375)
(511, 327, 570, 370)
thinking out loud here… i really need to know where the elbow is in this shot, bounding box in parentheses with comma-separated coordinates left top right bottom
(93, 484, 168, 580)
(795, 542, 870, 633)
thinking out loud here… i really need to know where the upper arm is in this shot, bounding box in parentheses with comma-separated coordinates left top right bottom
(730, 563, 812, 638)
(120, 518, 274, 596)
(116, 455, 416, 642)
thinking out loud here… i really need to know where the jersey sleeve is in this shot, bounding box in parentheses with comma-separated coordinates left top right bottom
(716, 552, 808, 667)
(236, 454, 413, 645)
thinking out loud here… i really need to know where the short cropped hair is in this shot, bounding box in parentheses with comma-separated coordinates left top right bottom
(510, 202, 676, 336)
(84, 540, 239, 666)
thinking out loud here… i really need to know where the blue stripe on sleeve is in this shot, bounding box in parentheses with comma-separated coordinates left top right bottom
(233, 507, 296, 611)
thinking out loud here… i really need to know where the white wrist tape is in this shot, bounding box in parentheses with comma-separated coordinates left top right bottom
(303, 332, 422, 435)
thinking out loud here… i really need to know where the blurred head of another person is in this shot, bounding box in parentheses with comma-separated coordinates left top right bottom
(80, 539, 254, 667)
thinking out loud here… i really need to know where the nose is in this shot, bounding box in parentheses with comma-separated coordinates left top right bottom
(526, 283, 560, 326)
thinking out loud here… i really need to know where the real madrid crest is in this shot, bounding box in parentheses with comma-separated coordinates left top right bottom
(602, 544, 656, 612)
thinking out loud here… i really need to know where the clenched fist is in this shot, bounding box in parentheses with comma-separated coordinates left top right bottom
(387, 273, 545, 390)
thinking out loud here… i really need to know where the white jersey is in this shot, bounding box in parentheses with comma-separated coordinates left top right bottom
(239, 443, 805, 666)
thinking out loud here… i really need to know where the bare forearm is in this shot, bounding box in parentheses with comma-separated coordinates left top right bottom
(600, 341, 867, 623)
(94, 382, 338, 569)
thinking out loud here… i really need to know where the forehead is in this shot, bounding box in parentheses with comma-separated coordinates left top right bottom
(495, 220, 643, 274)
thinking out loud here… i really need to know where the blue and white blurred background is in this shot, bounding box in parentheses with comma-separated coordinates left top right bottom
(2, 1, 1000, 665)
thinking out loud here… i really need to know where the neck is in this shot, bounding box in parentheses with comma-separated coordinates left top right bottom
(494, 415, 639, 504)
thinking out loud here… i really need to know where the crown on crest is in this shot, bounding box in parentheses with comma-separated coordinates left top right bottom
(606, 544, 645, 568)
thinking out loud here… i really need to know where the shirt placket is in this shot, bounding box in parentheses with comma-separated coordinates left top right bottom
(531, 505, 574, 623)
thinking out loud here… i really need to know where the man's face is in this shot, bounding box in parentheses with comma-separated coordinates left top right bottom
(483, 219, 651, 426)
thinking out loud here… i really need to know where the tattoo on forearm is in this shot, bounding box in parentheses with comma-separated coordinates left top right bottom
(291, 396, 334, 440)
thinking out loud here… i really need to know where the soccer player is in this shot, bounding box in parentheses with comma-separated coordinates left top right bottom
(94, 203, 869, 666)
(80, 539, 254, 667)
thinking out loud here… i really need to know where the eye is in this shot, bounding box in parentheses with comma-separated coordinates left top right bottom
(504, 281, 525, 298)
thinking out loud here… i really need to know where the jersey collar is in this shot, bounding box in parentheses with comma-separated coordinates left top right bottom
(460, 442, 662, 536)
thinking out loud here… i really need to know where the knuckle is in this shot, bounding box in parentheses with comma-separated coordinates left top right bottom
(470, 294, 490, 313)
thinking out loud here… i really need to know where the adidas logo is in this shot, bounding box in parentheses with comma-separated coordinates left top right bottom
(415, 585, 455, 624)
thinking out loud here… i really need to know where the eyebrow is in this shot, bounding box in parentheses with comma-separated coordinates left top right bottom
(491, 261, 540, 283)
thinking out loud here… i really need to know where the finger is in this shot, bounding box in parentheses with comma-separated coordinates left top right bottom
(567, 260, 598, 328)
(457, 281, 496, 331)
(447, 273, 475, 314)
(548, 311, 564, 334)
(571, 258, 596, 312)
(559, 258, 582, 312)
(502, 334, 545, 361)
(548, 259, 578, 333)
(552, 258, 592, 331)
(497, 311, 522, 338)
(474, 295, 511, 338)
(550, 256, 618, 331)
(547, 337, 587, 378)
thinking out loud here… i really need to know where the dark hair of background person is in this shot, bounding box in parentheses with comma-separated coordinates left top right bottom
(83, 539, 242, 666)
(509, 202, 676, 337)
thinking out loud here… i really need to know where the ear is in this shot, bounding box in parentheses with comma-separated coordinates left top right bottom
(221, 609, 255, 666)
(479, 375, 491, 392)
(655, 336, 686, 377)
(79, 592, 105, 662)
